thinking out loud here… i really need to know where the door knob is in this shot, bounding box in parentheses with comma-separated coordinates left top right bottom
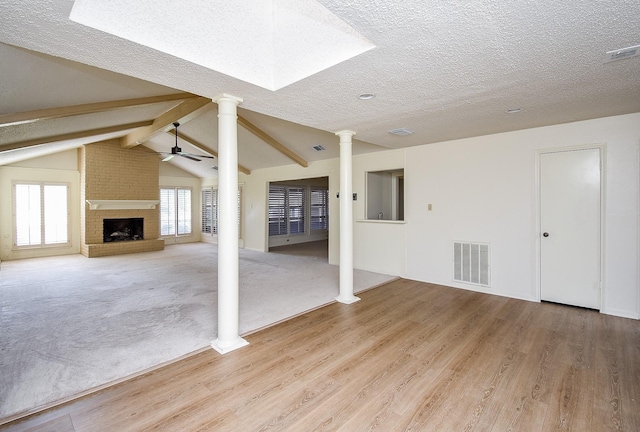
(543, 232, 549, 237)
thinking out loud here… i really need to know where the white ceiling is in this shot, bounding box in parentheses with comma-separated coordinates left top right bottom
(1, 0, 639, 178)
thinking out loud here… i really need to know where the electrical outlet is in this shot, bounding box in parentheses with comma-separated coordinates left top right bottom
(428, 203, 432, 211)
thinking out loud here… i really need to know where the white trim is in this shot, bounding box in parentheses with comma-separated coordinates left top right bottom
(602, 307, 640, 320)
(637, 139, 640, 320)
(356, 219, 406, 224)
(86, 199, 159, 210)
(535, 143, 606, 312)
(211, 337, 249, 355)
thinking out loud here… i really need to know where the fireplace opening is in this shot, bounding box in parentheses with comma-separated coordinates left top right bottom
(103, 218, 144, 242)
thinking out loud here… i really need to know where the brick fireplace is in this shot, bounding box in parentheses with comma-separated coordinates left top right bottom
(79, 139, 164, 257)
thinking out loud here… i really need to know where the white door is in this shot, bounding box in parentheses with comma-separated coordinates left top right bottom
(540, 148, 601, 309)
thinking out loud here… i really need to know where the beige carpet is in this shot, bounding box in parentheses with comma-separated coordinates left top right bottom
(0, 241, 395, 422)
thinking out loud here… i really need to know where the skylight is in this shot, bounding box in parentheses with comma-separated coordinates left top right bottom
(70, 0, 375, 91)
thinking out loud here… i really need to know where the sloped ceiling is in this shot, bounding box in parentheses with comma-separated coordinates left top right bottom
(1, 1, 639, 178)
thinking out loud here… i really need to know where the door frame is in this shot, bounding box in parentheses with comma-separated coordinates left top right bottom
(535, 144, 606, 310)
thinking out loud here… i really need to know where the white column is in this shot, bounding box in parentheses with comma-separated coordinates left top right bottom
(335, 130, 360, 304)
(211, 93, 249, 354)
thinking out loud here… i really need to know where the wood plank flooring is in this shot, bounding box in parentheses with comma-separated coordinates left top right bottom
(2, 279, 639, 431)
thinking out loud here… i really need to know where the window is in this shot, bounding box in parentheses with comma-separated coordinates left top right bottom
(201, 187, 241, 237)
(268, 179, 328, 247)
(14, 182, 69, 247)
(288, 187, 305, 234)
(268, 184, 329, 236)
(268, 185, 308, 236)
(202, 188, 218, 235)
(268, 185, 287, 236)
(160, 187, 191, 236)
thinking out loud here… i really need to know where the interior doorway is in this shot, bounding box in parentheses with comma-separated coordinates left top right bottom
(267, 176, 329, 260)
(538, 147, 603, 309)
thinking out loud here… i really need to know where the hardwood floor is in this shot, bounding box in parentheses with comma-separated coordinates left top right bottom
(2, 279, 639, 431)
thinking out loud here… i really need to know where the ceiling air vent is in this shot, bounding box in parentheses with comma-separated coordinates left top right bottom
(312, 145, 325, 152)
(388, 128, 414, 136)
(604, 44, 640, 63)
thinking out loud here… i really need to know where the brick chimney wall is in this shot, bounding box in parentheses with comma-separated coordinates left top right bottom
(79, 139, 164, 257)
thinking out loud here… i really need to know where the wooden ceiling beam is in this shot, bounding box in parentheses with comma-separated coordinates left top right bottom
(237, 115, 308, 168)
(0, 92, 197, 128)
(121, 97, 212, 148)
(170, 131, 251, 175)
(0, 120, 153, 152)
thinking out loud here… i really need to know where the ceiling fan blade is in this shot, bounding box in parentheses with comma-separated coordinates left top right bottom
(162, 154, 175, 162)
(181, 153, 215, 159)
(179, 154, 201, 162)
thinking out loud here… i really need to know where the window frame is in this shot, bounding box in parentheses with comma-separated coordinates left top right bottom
(12, 181, 71, 249)
(365, 169, 404, 221)
(160, 187, 193, 237)
(201, 186, 242, 239)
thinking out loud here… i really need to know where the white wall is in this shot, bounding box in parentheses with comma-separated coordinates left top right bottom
(352, 150, 406, 276)
(404, 113, 640, 319)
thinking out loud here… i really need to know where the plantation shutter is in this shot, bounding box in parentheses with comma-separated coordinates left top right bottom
(310, 188, 328, 230)
(160, 188, 176, 236)
(202, 189, 213, 234)
(176, 188, 191, 235)
(43, 184, 68, 244)
(288, 187, 305, 234)
(15, 183, 69, 247)
(268, 185, 287, 236)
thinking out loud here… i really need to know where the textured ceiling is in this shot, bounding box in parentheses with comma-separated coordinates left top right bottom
(0, 0, 639, 176)
(69, 0, 375, 91)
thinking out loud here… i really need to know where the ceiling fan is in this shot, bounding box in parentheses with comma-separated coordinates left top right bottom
(161, 122, 215, 162)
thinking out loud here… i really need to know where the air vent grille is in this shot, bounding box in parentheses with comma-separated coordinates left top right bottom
(604, 44, 640, 63)
(453, 241, 490, 287)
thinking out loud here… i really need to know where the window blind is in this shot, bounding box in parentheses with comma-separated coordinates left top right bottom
(202, 187, 240, 237)
(310, 188, 328, 230)
(268, 185, 287, 236)
(288, 187, 305, 234)
(202, 189, 214, 234)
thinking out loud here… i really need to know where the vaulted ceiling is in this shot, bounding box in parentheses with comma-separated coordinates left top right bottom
(1, 1, 639, 178)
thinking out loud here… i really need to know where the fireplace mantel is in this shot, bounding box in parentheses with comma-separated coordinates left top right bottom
(86, 200, 160, 210)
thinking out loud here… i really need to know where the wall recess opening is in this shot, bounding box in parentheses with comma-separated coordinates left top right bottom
(366, 169, 404, 220)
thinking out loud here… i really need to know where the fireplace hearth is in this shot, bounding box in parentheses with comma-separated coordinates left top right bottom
(103, 218, 144, 243)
